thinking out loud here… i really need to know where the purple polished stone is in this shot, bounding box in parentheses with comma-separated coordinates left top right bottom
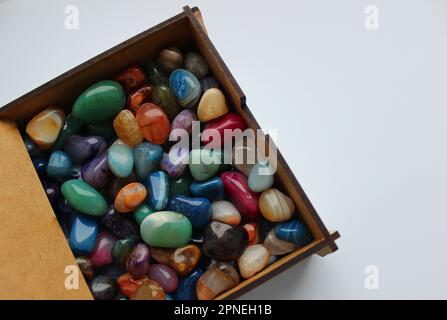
(90, 231, 117, 267)
(126, 243, 150, 277)
(99, 205, 140, 240)
(171, 109, 197, 134)
(64, 134, 107, 164)
(82, 153, 112, 189)
(148, 264, 179, 293)
(159, 146, 188, 178)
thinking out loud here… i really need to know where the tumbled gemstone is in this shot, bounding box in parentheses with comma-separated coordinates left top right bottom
(26, 107, 65, 150)
(115, 66, 147, 94)
(259, 188, 295, 222)
(202, 221, 247, 261)
(127, 84, 153, 115)
(170, 244, 201, 277)
(133, 204, 155, 225)
(168, 195, 211, 229)
(126, 243, 150, 278)
(136, 103, 170, 145)
(68, 214, 98, 255)
(156, 47, 183, 73)
(130, 279, 165, 300)
(185, 51, 209, 79)
(152, 84, 180, 120)
(145, 171, 169, 211)
(237, 244, 270, 279)
(197, 88, 228, 122)
(196, 262, 239, 300)
(210, 200, 241, 225)
(90, 231, 117, 267)
(117, 273, 149, 298)
(90, 275, 117, 300)
(99, 205, 140, 240)
(190, 177, 224, 201)
(61, 179, 108, 216)
(148, 264, 179, 293)
(107, 143, 134, 178)
(274, 220, 313, 247)
(81, 153, 112, 189)
(189, 149, 221, 182)
(46, 150, 73, 179)
(169, 69, 201, 108)
(113, 110, 143, 147)
(173, 268, 203, 300)
(133, 142, 164, 181)
(114, 182, 147, 213)
(64, 134, 107, 165)
(112, 238, 135, 267)
(263, 229, 297, 255)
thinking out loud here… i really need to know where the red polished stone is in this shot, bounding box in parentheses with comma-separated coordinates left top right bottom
(136, 103, 170, 145)
(220, 171, 260, 220)
(127, 85, 153, 115)
(202, 113, 247, 147)
(117, 273, 150, 298)
(115, 66, 147, 94)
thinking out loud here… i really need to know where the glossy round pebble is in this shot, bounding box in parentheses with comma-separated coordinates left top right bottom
(26, 107, 65, 150)
(185, 51, 209, 79)
(237, 244, 270, 279)
(169, 69, 201, 108)
(259, 188, 295, 222)
(114, 182, 147, 213)
(90, 275, 117, 300)
(248, 162, 275, 192)
(156, 47, 183, 73)
(90, 231, 117, 267)
(148, 264, 179, 293)
(46, 150, 73, 179)
(196, 262, 239, 300)
(126, 243, 151, 278)
(189, 149, 221, 182)
(197, 88, 228, 122)
(107, 143, 134, 178)
(61, 179, 108, 216)
(136, 103, 170, 144)
(274, 220, 313, 247)
(113, 110, 143, 147)
(133, 141, 164, 181)
(210, 200, 241, 225)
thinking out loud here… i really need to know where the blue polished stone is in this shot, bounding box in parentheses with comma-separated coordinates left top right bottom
(168, 195, 211, 229)
(274, 220, 313, 247)
(169, 69, 201, 108)
(46, 150, 73, 179)
(145, 171, 169, 210)
(68, 213, 99, 255)
(32, 157, 48, 176)
(133, 142, 163, 181)
(190, 177, 224, 201)
(172, 268, 203, 300)
(107, 143, 134, 178)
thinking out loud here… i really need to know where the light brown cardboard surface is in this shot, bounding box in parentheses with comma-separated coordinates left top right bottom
(0, 120, 92, 299)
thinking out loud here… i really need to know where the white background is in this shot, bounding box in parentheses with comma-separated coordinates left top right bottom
(1, 0, 447, 299)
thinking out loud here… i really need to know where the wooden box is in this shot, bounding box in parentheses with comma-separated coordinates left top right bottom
(0, 6, 339, 300)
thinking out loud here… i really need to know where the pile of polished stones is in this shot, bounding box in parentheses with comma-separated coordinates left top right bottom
(23, 46, 313, 300)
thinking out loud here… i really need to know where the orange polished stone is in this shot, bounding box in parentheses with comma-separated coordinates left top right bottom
(117, 273, 149, 298)
(115, 66, 147, 94)
(25, 107, 65, 150)
(130, 279, 165, 300)
(169, 244, 201, 276)
(242, 222, 259, 245)
(113, 110, 143, 147)
(126, 85, 153, 114)
(114, 182, 147, 213)
(136, 103, 170, 145)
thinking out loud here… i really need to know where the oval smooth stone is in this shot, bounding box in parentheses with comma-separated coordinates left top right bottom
(248, 162, 275, 193)
(112, 238, 135, 267)
(114, 182, 147, 213)
(263, 229, 297, 255)
(90, 231, 117, 267)
(211, 200, 241, 225)
(117, 273, 149, 298)
(274, 220, 313, 247)
(197, 88, 229, 123)
(68, 214, 98, 255)
(146, 60, 169, 86)
(160, 145, 188, 178)
(99, 205, 140, 240)
(202, 222, 248, 261)
(136, 103, 170, 144)
(76, 256, 94, 279)
(200, 76, 220, 95)
(202, 113, 247, 147)
(190, 177, 224, 201)
(61, 179, 108, 216)
(126, 243, 151, 277)
(169, 69, 201, 108)
(130, 279, 165, 300)
(171, 109, 197, 134)
(237, 244, 270, 279)
(52, 114, 82, 151)
(90, 275, 117, 300)
(168, 195, 211, 229)
(196, 262, 240, 300)
(127, 84, 153, 115)
(64, 134, 107, 165)
(157, 47, 183, 73)
(133, 204, 154, 225)
(26, 107, 65, 149)
(185, 52, 209, 79)
(115, 66, 147, 94)
(72, 80, 126, 124)
(170, 244, 201, 276)
(113, 110, 143, 147)
(152, 84, 180, 120)
(259, 188, 295, 222)
(173, 268, 203, 300)
(169, 174, 192, 198)
(189, 149, 221, 182)
(81, 153, 112, 189)
(107, 143, 134, 178)
(140, 211, 192, 248)
(148, 264, 179, 293)
(145, 171, 169, 211)
(133, 142, 163, 181)
(46, 150, 73, 179)
(220, 171, 260, 220)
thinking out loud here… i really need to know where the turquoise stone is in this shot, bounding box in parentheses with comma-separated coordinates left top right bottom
(189, 149, 221, 182)
(133, 142, 163, 181)
(169, 174, 192, 198)
(145, 171, 169, 211)
(168, 195, 211, 229)
(72, 80, 126, 124)
(112, 238, 135, 267)
(46, 150, 73, 179)
(61, 179, 108, 216)
(169, 69, 201, 108)
(190, 177, 224, 201)
(107, 143, 134, 178)
(274, 220, 313, 247)
(140, 211, 192, 248)
(133, 204, 155, 225)
(52, 114, 83, 151)
(68, 213, 99, 255)
(248, 162, 275, 192)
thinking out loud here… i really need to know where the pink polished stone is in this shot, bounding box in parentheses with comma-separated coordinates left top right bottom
(220, 171, 260, 220)
(89, 231, 117, 267)
(202, 113, 247, 147)
(148, 264, 179, 293)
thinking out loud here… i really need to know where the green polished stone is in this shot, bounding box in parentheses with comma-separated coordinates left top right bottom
(112, 238, 135, 267)
(169, 174, 192, 198)
(189, 149, 221, 182)
(61, 179, 108, 216)
(133, 204, 155, 225)
(72, 80, 126, 124)
(140, 211, 192, 248)
(152, 84, 180, 120)
(52, 114, 82, 150)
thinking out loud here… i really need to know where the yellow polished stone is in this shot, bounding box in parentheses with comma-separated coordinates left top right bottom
(113, 110, 143, 147)
(25, 108, 65, 150)
(197, 88, 228, 122)
(259, 188, 295, 222)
